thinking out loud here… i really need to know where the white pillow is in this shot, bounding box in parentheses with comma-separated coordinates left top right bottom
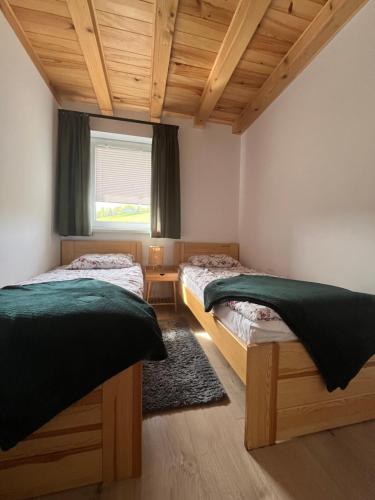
(188, 254, 240, 268)
(68, 253, 134, 270)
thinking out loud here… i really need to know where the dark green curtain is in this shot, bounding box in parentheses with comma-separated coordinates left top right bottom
(56, 110, 91, 236)
(151, 124, 181, 238)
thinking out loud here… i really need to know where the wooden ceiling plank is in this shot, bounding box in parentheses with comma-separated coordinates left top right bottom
(201, 1, 238, 26)
(44, 66, 93, 87)
(57, 84, 96, 97)
(96, 10, 153, 36)
(270, 0, 323, 21)
(37, 49, 86, 66)
(211, 109, 239, 122)
(175, 12, 228, 42)
(9, 0, 70, 17)
(217, 94, 249, 108)
(257, 8, 310, 44)
(170, 61, 209, 81)
(163, 107, 236, 126)
(150, 0, 179, 122)
(58, 87, 98, 105)
(27, 32, 83, 55)
(66, 0, 113, 115)
(194, 0, 272, 127)
(220, 87, 257, 104)
(230, 68, 268, 87)
(233, 0, 369, 133)
(112, 86, 150, 99)
(113, 97, 150, 112)
(13, 7, 77, 41)
(100, 26, 152, 57)
(94, 0, 154, 24)
(236, 58, 275, 75)
(103, 47, 151, 69)
(225, 82, 259, 100)
(106, 59, 151, 77)
(249, 32, 293, 54)
(167, 73, 205, 91)
(0, 0, 60, 101)
(178, 0, 237, 25)
(171, 44, 217, 69)
(243, 47, 283, 67)
(165, 84, 202, 99)
(173, 30, 221, 53)
(109, 70, 151, 92)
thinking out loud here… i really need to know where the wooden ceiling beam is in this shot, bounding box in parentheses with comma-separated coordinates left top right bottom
(67, 0, 113, 115)
(0, 0, 60, 102)
(233, 0, 369, 134)
(150, 0, 179, 122)
(194, 0, 272, 128)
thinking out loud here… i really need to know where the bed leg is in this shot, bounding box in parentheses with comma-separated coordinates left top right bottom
(102, 362, 142, 482)
(244, 343, 278, 450)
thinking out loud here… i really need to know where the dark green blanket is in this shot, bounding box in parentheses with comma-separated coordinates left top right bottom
(204, 275, 375, 391)
(0, 279, 167, 451)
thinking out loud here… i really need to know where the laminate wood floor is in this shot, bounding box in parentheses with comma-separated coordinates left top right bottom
(39, 307, 375, 500)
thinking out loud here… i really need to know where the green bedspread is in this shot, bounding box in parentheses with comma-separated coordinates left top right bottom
(204, 275, 375, 391)
(0, 279, 167, 450)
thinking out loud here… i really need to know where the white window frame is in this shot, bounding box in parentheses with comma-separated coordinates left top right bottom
(90, 131, 152, 233)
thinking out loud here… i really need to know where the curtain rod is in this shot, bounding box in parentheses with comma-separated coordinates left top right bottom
(60, 109, 178, 128)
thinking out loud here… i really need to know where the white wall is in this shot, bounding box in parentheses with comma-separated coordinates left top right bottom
(82, 115, 240, 264)
(239, 0, 375, 293)
(0, 13, 59, 287)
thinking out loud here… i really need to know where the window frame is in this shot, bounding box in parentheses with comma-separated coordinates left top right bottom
(90, 131, 152, 233)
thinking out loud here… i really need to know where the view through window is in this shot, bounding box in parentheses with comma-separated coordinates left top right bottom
(91, 132, 152, 231)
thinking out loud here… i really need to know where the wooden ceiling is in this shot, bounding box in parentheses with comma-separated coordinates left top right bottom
(0, 0, 368, 133)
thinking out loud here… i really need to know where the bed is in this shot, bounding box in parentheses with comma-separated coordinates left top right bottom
(0, 240, 150, 500)
(175, 241, 375, 450)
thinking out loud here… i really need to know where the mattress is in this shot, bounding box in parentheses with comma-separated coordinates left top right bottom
(179, 263, 297, 345)
(20, 264, 144, 298)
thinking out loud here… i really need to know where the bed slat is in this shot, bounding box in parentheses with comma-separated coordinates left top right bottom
(277, 393, 375, 441)
(278, 365, 375, 409)
(0, 449, 102, 500)
(0, 430, 102, 465)
(32, 402, 102, 435)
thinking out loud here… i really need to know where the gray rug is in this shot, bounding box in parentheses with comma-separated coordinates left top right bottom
(143, 320, 228, 414)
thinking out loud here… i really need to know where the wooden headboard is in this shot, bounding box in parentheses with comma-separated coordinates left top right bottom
(61, 240, 143, 265)
(174, 242, 239, 265)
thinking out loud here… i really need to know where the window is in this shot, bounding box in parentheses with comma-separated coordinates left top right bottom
(91, 131, 152, 232)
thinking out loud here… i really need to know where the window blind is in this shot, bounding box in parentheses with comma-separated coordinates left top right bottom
(95, 141, 151, 205)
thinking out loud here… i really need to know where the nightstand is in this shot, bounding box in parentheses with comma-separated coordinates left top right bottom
(144, 266, 179, 312)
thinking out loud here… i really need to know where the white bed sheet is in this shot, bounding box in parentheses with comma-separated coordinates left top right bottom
(180, 264, 297, 345)
(20, 264, 144, 298)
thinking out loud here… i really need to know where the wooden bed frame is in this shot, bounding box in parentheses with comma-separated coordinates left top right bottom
(175, 241, 375, 450)
(0, 240, 144, 499)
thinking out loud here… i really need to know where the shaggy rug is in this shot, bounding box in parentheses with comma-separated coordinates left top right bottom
(143, 319, 228, 414)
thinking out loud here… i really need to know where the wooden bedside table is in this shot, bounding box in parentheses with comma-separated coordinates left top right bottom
(144, 266, 179, 312)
